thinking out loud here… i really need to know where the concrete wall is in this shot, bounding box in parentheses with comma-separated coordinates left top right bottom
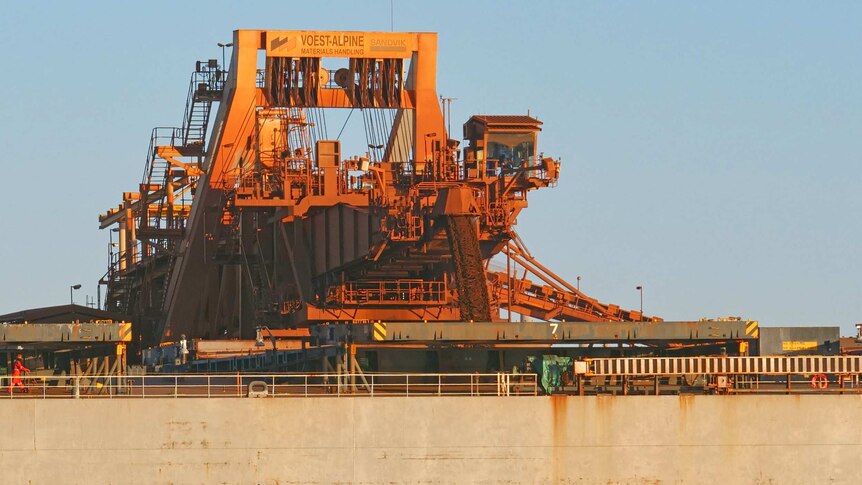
(2, 395, 861, 484)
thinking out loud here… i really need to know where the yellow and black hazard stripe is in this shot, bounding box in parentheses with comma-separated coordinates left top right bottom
(745, 320, 759, 339)
(373, 321, 387, 341)
(120, 322, 133, 342)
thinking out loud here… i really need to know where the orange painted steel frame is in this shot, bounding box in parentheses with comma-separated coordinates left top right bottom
(162, 30, 447, 341)
(99, 30, 648, 347)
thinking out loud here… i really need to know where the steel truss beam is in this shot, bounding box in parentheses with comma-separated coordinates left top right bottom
(343, 320, 759, 344)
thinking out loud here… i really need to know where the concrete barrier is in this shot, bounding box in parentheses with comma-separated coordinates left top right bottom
(2, 395, 860, 483)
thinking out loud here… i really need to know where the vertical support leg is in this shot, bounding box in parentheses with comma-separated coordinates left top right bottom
(99, 357, 111, 395)
(349, 345, 358, 393)
(343, 349, 351, 393)
(322, 354, 333, 394)
(107, 356, 121, 396)
(82, 357, 96, 394)
(119, 344, 127, 393)
(347, 348, 353, 392)
(350, 350, 370, 392)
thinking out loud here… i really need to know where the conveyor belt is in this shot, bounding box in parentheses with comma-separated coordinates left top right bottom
(445, 215, 491, 322)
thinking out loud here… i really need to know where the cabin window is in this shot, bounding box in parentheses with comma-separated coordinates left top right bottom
(486, 132, 535, 168)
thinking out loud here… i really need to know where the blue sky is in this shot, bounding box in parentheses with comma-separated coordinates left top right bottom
(0, 2, 859, 334)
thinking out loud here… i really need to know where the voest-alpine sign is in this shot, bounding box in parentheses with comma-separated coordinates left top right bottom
(265, 31, 419, 58)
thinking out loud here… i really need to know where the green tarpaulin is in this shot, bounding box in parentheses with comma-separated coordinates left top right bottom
(541, 355, 572, 393)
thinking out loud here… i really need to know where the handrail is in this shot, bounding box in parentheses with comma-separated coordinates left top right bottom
(0, 372, 538, 399)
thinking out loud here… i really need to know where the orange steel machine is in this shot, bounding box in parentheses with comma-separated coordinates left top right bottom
(99, 30, 656, 349)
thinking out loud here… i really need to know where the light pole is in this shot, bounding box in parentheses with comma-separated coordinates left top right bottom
(439, 96, 456, 137)
(576, 275, 581, 291)
(70, 284, 82, 306)
(368, 144, 384, 162)
(636, 286, 643, 319)
(217, 42, 233, 70)
(255, 326, 278, 370)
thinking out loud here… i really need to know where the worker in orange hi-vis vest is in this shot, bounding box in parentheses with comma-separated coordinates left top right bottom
(9, 354, 30, 393)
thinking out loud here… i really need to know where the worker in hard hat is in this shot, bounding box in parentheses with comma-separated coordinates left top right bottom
(9, 354, 30, 393)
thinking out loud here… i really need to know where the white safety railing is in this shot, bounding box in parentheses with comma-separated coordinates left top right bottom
(0, 372, 538, 399)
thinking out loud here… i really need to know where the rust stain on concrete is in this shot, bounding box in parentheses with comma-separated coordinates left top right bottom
(551, 394, 568, 482)
(677, 394, 694, 444)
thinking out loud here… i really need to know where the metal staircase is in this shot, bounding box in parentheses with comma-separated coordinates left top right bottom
(182, 61, 223, 147)
(105, 60, 225, 317)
